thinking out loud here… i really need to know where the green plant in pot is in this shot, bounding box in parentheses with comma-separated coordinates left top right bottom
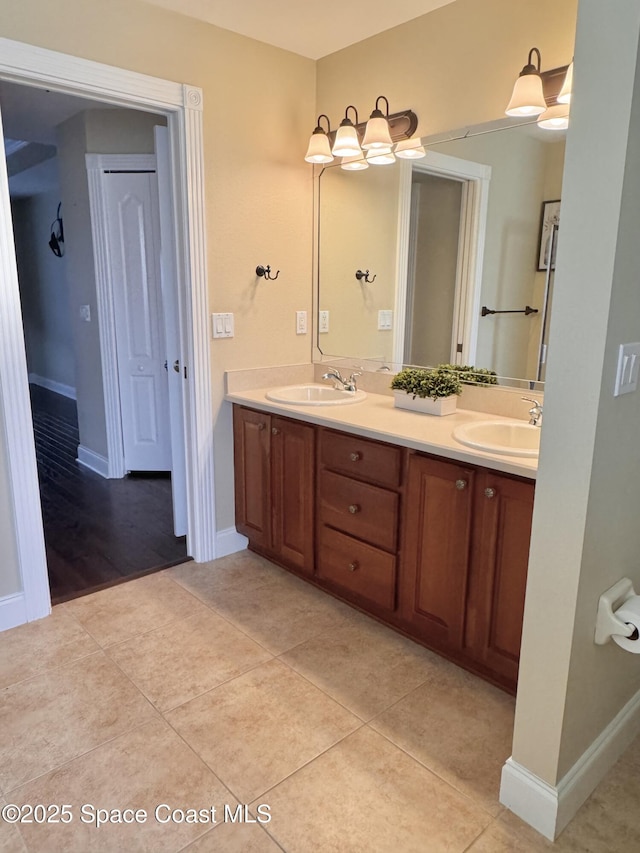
(391, 367, 462, 416)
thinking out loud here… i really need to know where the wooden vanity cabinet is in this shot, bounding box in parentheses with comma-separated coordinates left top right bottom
(399, 451, 534, 690)
(233, 406, 314, 575)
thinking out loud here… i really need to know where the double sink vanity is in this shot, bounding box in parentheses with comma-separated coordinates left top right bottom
(227, 373, 539, 694)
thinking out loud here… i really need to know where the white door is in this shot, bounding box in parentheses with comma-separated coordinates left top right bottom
(155, 126, 188, 536)
(105, 171, 172, 472)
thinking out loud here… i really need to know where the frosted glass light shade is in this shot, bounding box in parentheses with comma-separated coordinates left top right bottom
(332, 124, 361, 157)
(537, 104, 569, 130)
(304, 130, 333, 164)
(395, 138, 426, 159)
(505, 73, 546, 116)
(341, 155, 369, 171)
(557, 61, 573, 104)
(362, 116, 393, 150)
(366, 148, 396, 165)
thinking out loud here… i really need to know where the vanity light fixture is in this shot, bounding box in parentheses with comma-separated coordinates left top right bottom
(341, 155, 369, 171)
(505, 47, 547, 116)
(395, 138, 426, 159)
(557, 59, 573, 104)
(536, 103, 569, 130)
(304, 114, 334, 164)
(362, 96, 394, 150)
(332, 106, 362, 158)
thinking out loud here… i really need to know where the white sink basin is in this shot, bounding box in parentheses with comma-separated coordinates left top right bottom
(266, 384, 367, 406)
(452, 420, 540, 457)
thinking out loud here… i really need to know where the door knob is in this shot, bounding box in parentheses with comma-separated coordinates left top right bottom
(455, 479, 467, 490)
(348, 504, 360, 514)
(271, 427, 280, 435)
(484, 487, 496, 499)
(350, 452, 361, 462)
(257, 422, 266, 431)
(348, 561, 359, 572)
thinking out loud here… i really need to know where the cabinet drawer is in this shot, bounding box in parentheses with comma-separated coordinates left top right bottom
(319, 470, 398, 552)
(317, 526, 396, 611)
(319, 429, 402, 488)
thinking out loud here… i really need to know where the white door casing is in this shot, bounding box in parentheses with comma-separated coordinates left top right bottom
(0, 37, 216, 628)
(155, 126, 188, 537)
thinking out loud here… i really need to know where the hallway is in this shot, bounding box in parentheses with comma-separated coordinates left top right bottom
(31, 384, 188, 602)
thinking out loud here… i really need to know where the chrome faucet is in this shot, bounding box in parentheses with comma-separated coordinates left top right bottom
(322, 368, 361, 392)
(522, 396, 543, 426)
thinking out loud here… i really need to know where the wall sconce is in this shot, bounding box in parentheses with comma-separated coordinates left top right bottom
(366, 148, 396, 166)
(395, 138, 426, 159)
(304, 97, 418, 168)
(505, 48, 572, 131)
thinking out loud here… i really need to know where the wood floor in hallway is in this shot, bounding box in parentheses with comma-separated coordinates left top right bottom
(30, 384, 188, 603)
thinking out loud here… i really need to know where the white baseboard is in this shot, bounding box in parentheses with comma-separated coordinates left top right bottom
(501, 684, 640, 840)
(0, 592, 28, 632)
(77, 445, 109, 478)
(215, 527, 248, 558)
(28, 373, 76, 400)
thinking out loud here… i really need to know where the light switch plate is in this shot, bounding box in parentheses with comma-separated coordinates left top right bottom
(79, 305, 91, 322)
(378, 309, 393, 331)
(296, 311, 307, 335)
(212, 313, 234, 338)
(614, 342, 640, 396)
(319, 310, 330, 334)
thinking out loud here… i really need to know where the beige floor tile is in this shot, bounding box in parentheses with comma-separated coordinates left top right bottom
(257, 726, 491, 853)
(167, 658, 361, 803)
(0, 652, 156, 792)
(618, 731, 640, 770)
(280, 617, 438, 720)
(181, 820, 282, 852)
(64, 572, 203, 647)
(0, 605, 98, 689)
(370, 657, 514, 815)
(108, 608, 272, 711)
(9, 717, 234, 853)
(200, 566, 357, 655)
(168, 552, 281, 600)
(0, 799, 27, 852)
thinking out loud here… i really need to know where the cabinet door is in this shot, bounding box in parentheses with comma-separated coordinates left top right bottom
(400, 454, 475, 652)
(271, 416, 315, 575)
(233, 406, 271, 549)
(465, 472, 534, 686)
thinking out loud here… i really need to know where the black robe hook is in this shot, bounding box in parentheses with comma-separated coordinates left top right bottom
(355, 269, 376, 283)
(256, 265, 280, 281)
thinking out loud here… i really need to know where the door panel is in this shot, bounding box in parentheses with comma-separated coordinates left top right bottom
(106, 172, 171, 472)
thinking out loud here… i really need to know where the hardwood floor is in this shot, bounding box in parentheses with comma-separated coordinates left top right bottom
(30, 385, 189, 603)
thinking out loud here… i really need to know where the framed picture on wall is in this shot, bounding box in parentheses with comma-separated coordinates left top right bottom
(537, 199, 561, 271)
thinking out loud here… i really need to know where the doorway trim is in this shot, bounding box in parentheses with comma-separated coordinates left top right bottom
(0, 37, 216, 627)
(393, 153, 491, 366)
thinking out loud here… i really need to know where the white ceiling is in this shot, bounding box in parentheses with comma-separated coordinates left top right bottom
(140, 0, 457, 59)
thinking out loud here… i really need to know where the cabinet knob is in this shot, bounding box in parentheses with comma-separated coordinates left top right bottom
(257, 422, 266, 431)
(348, 561, 359, 572)
(350, 452, 361, 462)
(271, 427, 280, 435)
(484, 487, 496, 499)
(455, 479, 467, 490)
(348, 504, 360, 514)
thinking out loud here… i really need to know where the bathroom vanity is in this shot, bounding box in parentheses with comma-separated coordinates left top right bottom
(230, 388, 536, 693)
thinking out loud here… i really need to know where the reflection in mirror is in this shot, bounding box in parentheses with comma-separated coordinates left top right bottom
(317, 119, 565, 384)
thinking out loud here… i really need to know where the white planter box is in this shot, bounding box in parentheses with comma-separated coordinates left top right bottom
(392, 390, 458, 416)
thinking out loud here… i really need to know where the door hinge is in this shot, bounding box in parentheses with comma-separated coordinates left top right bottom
(183, 365, 188, 379)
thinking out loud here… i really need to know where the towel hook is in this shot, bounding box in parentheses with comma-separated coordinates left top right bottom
(355, 269, 376, 283)
(256, 265, 280, 281)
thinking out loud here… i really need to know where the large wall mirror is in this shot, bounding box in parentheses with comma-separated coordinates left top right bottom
(317, 118, 565, 384)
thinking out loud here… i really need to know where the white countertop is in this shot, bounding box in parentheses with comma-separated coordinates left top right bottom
(226, 387, 538, 480)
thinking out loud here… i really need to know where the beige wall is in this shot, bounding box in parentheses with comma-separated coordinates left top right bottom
(0, 0, 315, 583)
(513, 0, 640, 791)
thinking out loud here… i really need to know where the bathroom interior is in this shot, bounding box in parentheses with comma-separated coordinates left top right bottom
(2, 0, 640, 848)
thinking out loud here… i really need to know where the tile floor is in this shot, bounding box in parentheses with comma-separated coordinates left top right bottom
(1, 550, 639, 852)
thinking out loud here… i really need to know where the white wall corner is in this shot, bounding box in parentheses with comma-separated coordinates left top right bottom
(0, 593, 28, 632)
(501, 684, 640, 840)
(76, 445, 109, 479)
(215, 527, 248, 559)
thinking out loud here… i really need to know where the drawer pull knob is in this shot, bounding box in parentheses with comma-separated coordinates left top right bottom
(348, 561, 359, 572)
(257, 422, 266, 431)
(484, 487, 496, 499)
(455, 479, 467, 490)
(348, 504, 360, 514)
(271, 427, 280, 435)
(350, 452, 362, 462)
